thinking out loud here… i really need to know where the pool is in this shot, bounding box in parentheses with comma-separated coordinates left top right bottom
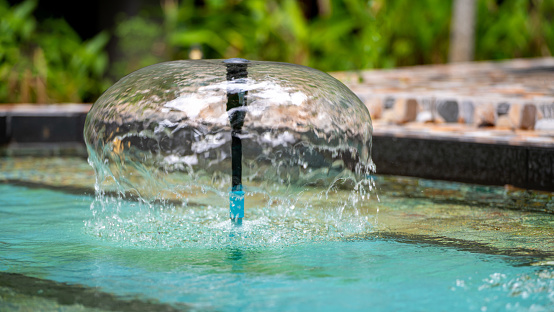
(1, 156, 553, 311)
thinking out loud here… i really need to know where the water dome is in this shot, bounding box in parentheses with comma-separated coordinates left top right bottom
(84, 59, 374, 240)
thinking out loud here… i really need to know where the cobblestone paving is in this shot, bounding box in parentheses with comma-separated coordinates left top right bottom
(334, 57, 554, 147)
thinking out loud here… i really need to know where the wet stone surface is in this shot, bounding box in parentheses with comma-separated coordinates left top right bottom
(0, 272, 189, 312)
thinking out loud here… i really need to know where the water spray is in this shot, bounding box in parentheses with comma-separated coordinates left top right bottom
(84, 58, 374, 235)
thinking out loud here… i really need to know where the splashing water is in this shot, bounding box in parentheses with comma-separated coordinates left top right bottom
(84, 59, 376, 248)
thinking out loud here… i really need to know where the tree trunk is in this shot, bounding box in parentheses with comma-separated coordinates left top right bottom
(449, 0, 476, 63)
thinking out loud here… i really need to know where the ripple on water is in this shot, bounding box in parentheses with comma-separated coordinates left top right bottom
(85, 189, 378, 250)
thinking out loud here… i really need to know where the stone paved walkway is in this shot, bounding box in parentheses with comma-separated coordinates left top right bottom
(333, 57, 554, 147)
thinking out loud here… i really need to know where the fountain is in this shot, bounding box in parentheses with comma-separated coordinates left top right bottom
(2, 59, 553, 312)
(84, 58, 375, 246)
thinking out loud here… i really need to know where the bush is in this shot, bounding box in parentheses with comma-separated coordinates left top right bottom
(475, 0, 554, 60)
(2, 0, 553, 103)
(115, 0, 553, 76)
(0, 0, 110, 103)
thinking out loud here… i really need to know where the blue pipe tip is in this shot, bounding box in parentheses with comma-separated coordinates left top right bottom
(224, 58, 250, 64)
(230, 190, 245, 222)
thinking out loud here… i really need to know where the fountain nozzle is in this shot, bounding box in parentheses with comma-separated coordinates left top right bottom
(230, 186, 244, 225)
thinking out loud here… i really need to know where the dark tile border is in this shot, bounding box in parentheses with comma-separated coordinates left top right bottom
(373, 134, 554, 191)
(0, 115, 7, 144)
(0, 104, 90, 145)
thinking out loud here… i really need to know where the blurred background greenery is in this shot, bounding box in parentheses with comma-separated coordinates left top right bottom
(1, 0, 553, 103)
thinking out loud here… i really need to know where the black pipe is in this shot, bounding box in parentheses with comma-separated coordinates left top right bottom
(224, 58, 249, 223)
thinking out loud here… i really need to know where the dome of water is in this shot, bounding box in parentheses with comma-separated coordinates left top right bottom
(84, 59, 375, 247)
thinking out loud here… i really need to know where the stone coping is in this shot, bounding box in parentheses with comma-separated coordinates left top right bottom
(0, 103, 92, 115)
(373, 121, 554, 148)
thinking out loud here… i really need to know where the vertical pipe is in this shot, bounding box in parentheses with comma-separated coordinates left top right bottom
(224, 58, 249, 225)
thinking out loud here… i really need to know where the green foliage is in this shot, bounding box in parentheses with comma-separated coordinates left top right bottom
(374, 0, 453, 66)
(161, 0, 390, 71)
(2, 0, 553, 103)
(112, 13, 166, 77)
(114, 0, 453, 76)
(0, 0, 109, 103)
(475, 0, 554, 60)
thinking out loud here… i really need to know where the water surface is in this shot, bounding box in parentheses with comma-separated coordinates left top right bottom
(1, 183, 553, 311)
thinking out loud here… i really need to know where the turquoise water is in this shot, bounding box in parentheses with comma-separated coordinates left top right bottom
(1, 183, 553, 311)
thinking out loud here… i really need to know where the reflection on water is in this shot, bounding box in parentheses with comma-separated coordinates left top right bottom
(1, 184, 554, 311)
